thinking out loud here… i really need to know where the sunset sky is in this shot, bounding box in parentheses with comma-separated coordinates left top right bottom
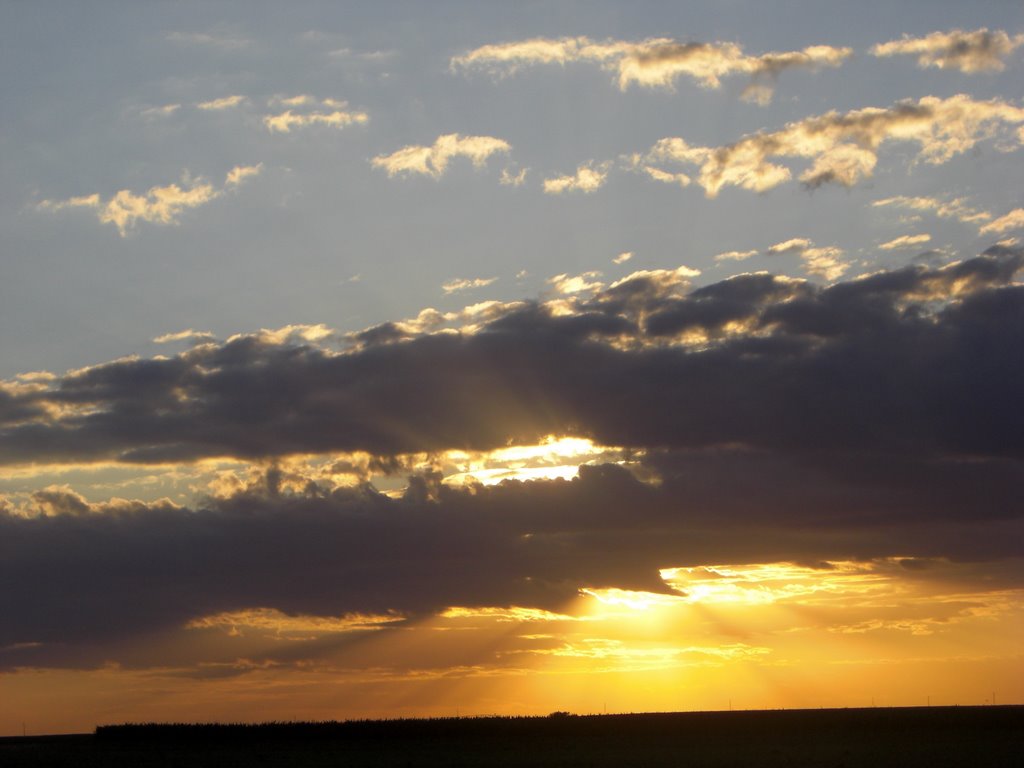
(2, 1, 1023, 735)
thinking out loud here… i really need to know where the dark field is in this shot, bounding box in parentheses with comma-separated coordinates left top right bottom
(2, 706, 1022, 767)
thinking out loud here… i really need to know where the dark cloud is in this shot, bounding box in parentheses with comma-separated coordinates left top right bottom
(3, 455, 1023, 670)
(2, 249, 1024, 668)
(2, 248, 1022, 466)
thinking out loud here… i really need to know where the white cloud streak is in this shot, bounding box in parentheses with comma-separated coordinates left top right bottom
(872, 196, 993, 225)
(714, 249, 758, 263)
(442, 277, 498, 294)
(549, 271, 604, 295)
(543, 162, 609, 194)
(642, 95, 1024, 197)
(197, 95, 247, 111)
(140, 104, 181, 119)
(372, 134, 511, 178)
(153, 330, 216, 345)
(768, 238, 848, 281)
(38, 165, 262, 236)
(452, 36, 851, 103)
(979, 208, 1024, 236)
(879, 234, 932, 250)
(225, 163, 263, 186)
(263, 109, 369, 133)
(871, 28, 1024, 73)
(500, 167, 528, 186)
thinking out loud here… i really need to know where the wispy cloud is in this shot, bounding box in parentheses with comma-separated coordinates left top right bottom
(372, 134, 511, 178)
(549, 271, 604, 295)
(639, 164, 692, 188)
(543, 162, 609, 194)
(262, 95, 369, 133)
(140, 104, 181, 119)
(442, 277, 497, 294)
(38, 165, 262, 236)
(714, 249, 758, 263)
(500, 167, 528, 186)
(452, 36, 851, 104)
(768, 237, 848, 281)
(872, 195, 992, 225)
(153, 329, 216, 345)
(197, 95, 247, 111)
(880, 233, 932, 250)
(979, 208, 1024, 236)
(613, 252, 633, 265)
(871, 28, 1024, 73)
(225, 163, 263, 186)
(643, 95, 1024, 197)
(264, 109, 368, 133)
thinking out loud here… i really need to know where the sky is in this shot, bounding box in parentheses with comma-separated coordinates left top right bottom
(1, 0, 1023, 735)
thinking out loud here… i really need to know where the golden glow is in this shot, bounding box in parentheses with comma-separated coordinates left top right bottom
(440, 606, 580, 622)
(443, 436, 631, 486)
(660, 561, 890, 605)
(187, 608, 403, 636)
(580, 587, 685, 611)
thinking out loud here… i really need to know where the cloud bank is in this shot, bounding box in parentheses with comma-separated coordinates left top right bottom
(2, 248, 1021, 465)
(2, 248, 1023, 668)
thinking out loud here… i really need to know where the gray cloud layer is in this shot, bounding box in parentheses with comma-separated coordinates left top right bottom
(2, 248, 1022, 465)
(2, 249, 1024, 667)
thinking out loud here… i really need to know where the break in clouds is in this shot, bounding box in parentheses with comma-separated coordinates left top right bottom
(2, 248, 1023, 667)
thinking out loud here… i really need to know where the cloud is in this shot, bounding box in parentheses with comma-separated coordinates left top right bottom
(642, 95, 1024, 197)
(3, 250, 1024, 667)
(879, 234, 932, 250)
(543, 162, 609, 194)
(452, 36, 851, 103)
(442, 277, 497, 294)
(35, 194, 101, 213)
(871, 28, 1024, 74)
(979, 208, 1024, 236)
(263, 107, 369, 133)
(500, 167, 528, 186)
(38, 167, 262, 236)
(197, 95, 247, 111)
(0, 248, 1020, 464)
(224, 163, 263, 186)
(153, 330, 216, 345)
(372, 134, 511, 178)
(549, 271, 604, 295)
(640, 165, 692, 188)
(714, 249, 758, 263)
(767, 238, 812, 255)
(39, 181, 216, 236)
(613, 252, 633, 265)
(767, 237, 849, 281)
(872, 195, 992, 225)
(140, 104, 181, 119)
(3, 452, 1023, 668)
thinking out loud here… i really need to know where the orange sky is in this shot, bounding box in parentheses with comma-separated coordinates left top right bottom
(3, 2, 1024, 736)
